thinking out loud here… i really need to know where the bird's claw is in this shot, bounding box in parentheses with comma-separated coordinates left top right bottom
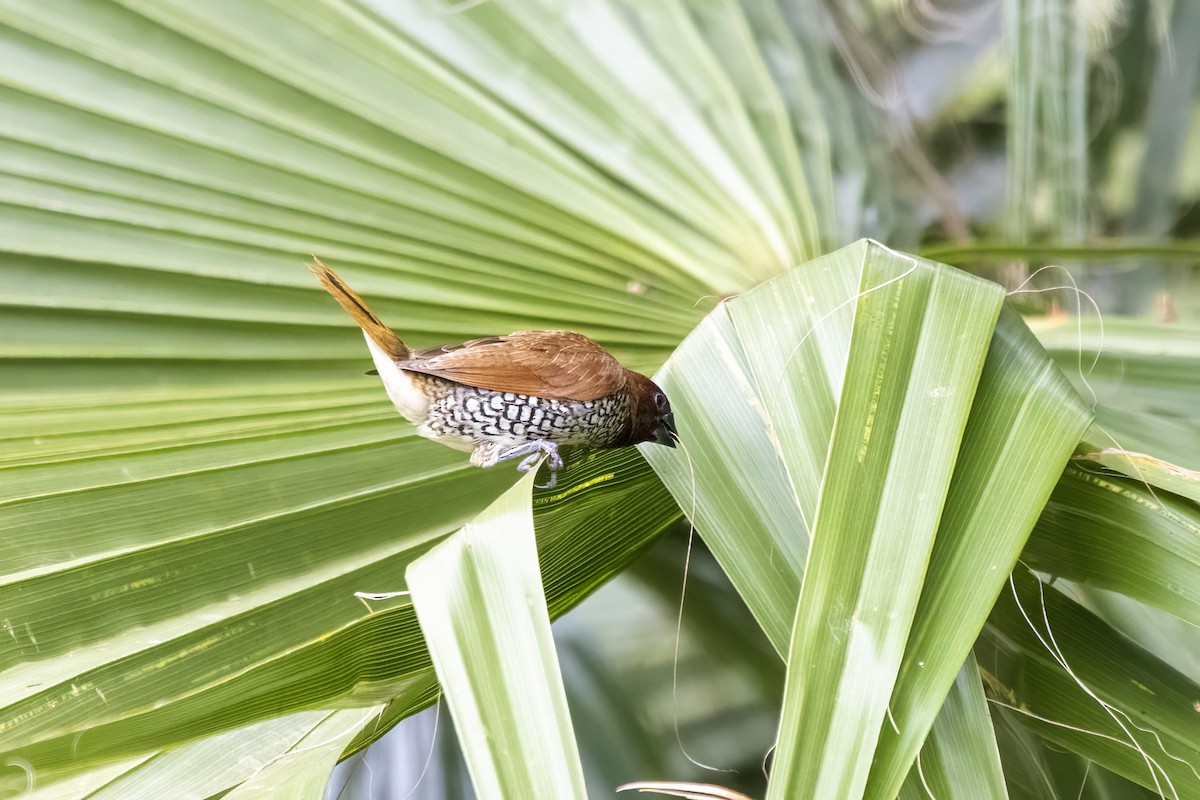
(515, 444, 562, 488)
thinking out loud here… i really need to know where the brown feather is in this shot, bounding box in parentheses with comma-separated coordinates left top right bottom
(310, 260, 628, 402)
(309, 259, 410, 359)
(400, 330, 628, 402)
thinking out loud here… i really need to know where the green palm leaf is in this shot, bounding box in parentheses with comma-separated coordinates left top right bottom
(0, 1, 719, 794)
(896, 655, 1008, 800)
(409, 469, 586, 800)
(3, 1, 1198, 798)
(983, 569, 1200, 797)
(644, 240, 1092, 798)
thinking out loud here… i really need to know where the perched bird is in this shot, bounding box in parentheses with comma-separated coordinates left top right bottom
(310, 260, 677, 488)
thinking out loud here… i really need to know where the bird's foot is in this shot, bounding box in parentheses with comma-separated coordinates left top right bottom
(509, 442, 562, 488)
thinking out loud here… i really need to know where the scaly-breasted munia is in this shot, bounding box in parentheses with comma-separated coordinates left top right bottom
(311, 261, 677, 488)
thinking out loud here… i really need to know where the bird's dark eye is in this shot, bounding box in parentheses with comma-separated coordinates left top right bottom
(653, 392, 667, 411)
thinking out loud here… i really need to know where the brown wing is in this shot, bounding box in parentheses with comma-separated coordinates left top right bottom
(398, 330, 627, 402)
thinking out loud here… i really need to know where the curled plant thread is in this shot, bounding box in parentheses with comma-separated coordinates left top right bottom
(1008, 568, 1179, 800)
(668, 435, 736, 775)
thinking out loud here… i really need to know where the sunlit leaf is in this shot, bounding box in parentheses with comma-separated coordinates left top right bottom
(409, 469, 586, 800)
(643, 239, 1090, 798)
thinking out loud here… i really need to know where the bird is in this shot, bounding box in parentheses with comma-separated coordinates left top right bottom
(309, 260, 677, 489)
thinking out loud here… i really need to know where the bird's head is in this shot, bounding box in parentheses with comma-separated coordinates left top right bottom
(623, 371, 678, 449)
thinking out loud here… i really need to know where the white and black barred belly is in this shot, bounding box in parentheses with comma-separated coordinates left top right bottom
(413, 374, 630, 451)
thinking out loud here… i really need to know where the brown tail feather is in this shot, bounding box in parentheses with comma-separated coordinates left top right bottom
(309, 259, 410, 359)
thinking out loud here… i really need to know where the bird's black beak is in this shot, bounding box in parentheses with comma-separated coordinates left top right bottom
(653, 413, 678, 448)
